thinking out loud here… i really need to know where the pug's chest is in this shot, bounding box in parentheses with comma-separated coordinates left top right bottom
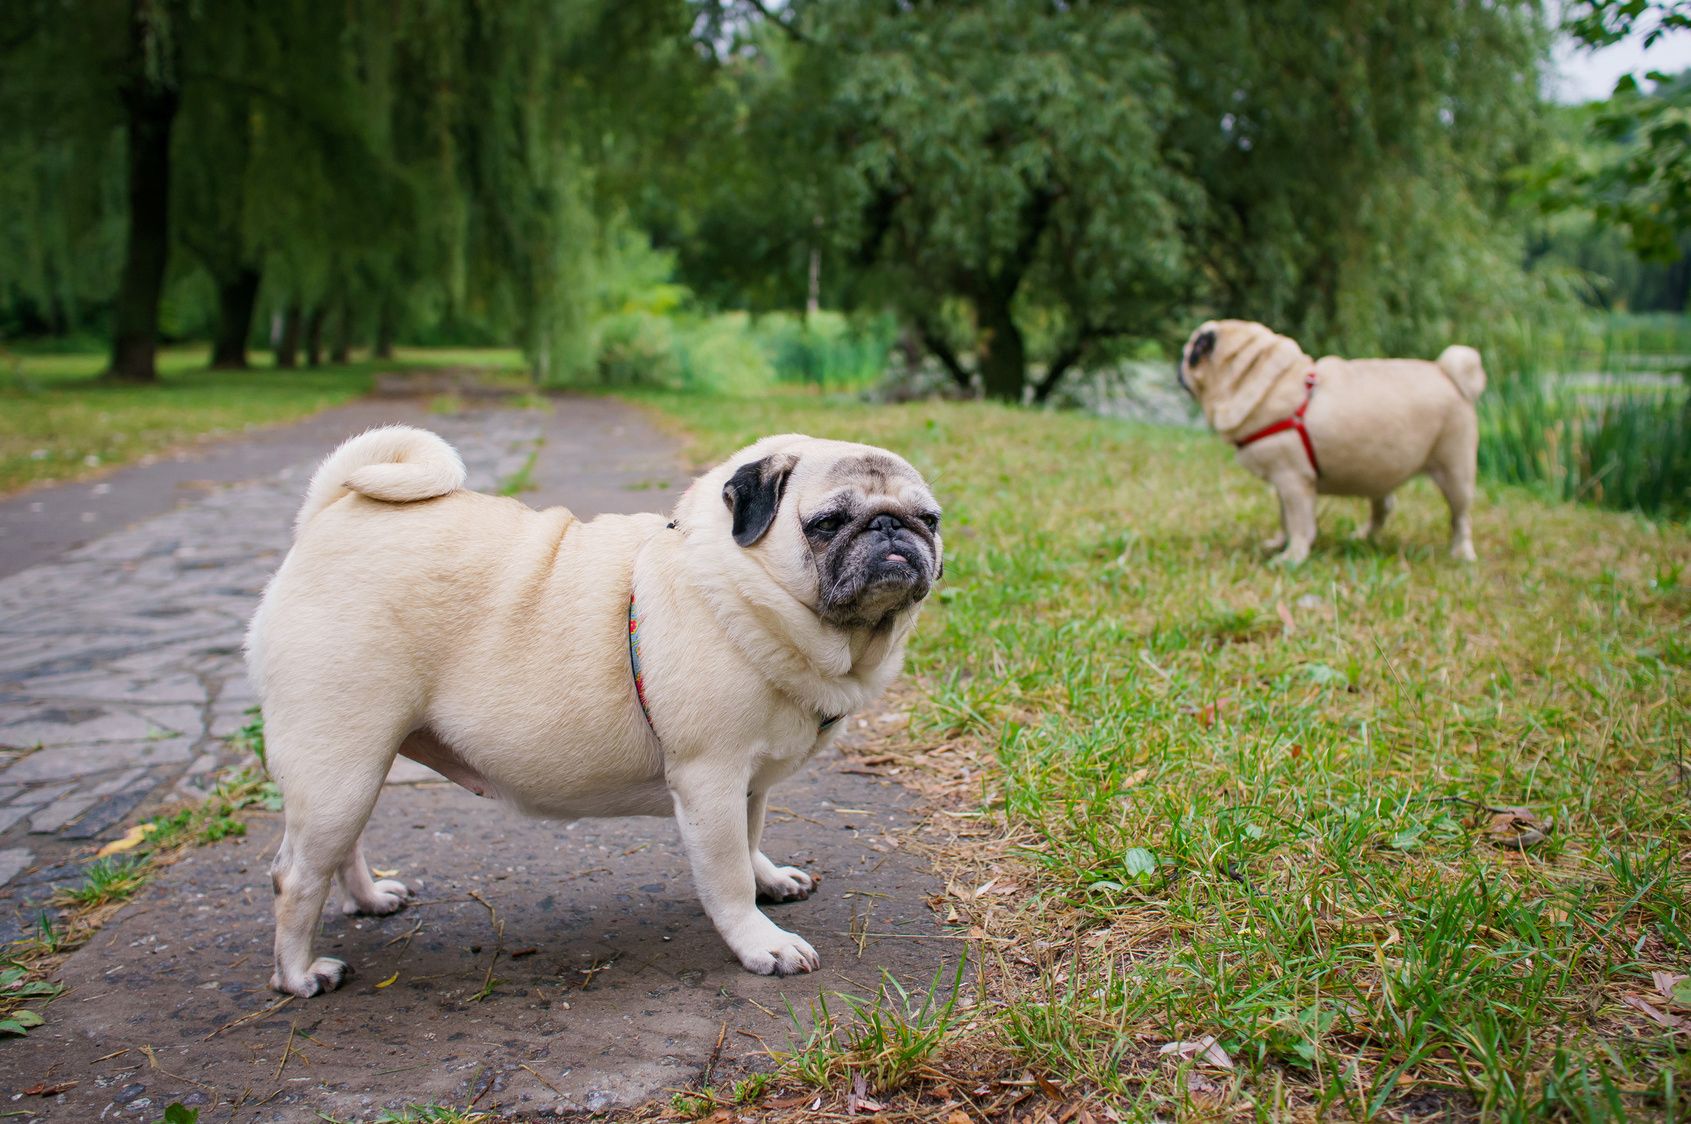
(750, 716, 843, 785)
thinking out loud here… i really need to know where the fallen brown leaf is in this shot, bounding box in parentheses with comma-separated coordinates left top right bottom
(1486, 806, 1552, 850)
(1276, 600, 1296, 634)
(1158, 1034, 1235, 1069)
(846, 1072, 885, 1115)
(1654, 971, 1691, 1010)
(1623, 994, 1689, 1031)
(23, 1081, 77, 1096)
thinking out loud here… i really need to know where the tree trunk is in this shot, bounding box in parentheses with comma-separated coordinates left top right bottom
(1031, 338, 1088, 404)
(305, 305, 327, 366)
(106, 0, 181, 384)
(276, 303, 302, 368)
(374, 303, 396, 360)
(977, 289, 1026, 402)
(210, 268, 261, 369)
(330, 301, 354, 364)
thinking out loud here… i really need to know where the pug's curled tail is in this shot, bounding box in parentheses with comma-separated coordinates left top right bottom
(295, 425, 467, 534)
(1436, 345, 1486, 402)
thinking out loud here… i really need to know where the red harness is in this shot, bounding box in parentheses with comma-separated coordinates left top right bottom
(1233, 370, 1320, 476)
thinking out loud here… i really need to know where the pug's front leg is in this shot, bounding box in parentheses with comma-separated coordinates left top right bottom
(669, 760, 819, 976)
(1270, 475, 1317, 565)
(747, 789, 815, 903)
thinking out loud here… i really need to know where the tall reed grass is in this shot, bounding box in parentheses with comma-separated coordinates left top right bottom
(1478, 313, 1689, 520)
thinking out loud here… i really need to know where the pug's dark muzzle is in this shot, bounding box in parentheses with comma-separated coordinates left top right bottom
(819, 512, 937, 627)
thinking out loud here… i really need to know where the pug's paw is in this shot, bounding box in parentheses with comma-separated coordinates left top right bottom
(728, 919, 819, 976)
(343, 878, 411, 916)
(1262, 531, 1288, 552)
(1270, 545, 1310, 566)
(271, 956, 351, 997)
(755, 860, 817, 903)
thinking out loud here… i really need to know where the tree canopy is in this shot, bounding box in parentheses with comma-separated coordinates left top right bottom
(0, 0, 1679, 395)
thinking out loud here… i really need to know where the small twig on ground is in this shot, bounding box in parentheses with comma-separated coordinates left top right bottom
(384, 917, 425, 949)
(518, 1063, 565, 1098)
(468, 1064, 496, 1109)
(577, 954, 619, 990)
(704, 1020, 728, 1086)
(272, 1020, 298, 1082)
(139, 1043, 218, 1095)
(203, 995, 294, 1040)
(1437, 794, 1512, 815)
(467, 890, 506, 1002)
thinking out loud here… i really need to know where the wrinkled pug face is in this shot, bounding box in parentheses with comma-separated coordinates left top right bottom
(721, 443, 943, 629)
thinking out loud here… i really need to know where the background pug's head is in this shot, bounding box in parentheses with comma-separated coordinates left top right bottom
(677, 435, 942, 630)
(1178, 319, 1312, 434)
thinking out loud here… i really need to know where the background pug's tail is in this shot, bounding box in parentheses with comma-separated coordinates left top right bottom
(1436, 345, 1487, 402)
(295, 425, 467, 534)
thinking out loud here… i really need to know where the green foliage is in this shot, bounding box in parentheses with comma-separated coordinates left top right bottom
(52, 856, 150, 909)
(153, 1105, 198, 1124)
(0, 964, 64, 1037)
(1525, 64, 1691, 268)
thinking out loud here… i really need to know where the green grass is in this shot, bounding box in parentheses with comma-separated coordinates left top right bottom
(0, 344, 528, 493)
(644, 390, 1691, 1120)
(50, 855, 151, 909)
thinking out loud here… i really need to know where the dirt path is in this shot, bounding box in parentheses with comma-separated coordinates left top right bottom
(0, 397, 949, 1120)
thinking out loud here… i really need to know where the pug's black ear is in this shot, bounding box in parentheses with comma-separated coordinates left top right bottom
(722, 453, 799, 547)
(1186, 329, 1217, 369)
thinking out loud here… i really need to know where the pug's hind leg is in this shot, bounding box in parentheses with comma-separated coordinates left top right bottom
(1270, 476, 1317, 565)
(747, 790, 814, 903)
(268, 717, 401, 998)
(1354, 494, 1395, 541)
(669, 760, 819, 976)
(337, 835, 412, 916)
(1428, 461, 1477, 561)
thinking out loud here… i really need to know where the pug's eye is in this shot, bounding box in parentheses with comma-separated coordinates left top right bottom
(919, 512, 941, 533)
(806, 513, 847, 538)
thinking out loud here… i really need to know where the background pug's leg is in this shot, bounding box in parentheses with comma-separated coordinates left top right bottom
(1271, 475, 1318, 564)
(1428, 460, 1477, 561)
(669, 759, 819, 976)
(337, 834, 411, 916)
(1263, 490, 1288, 553)
(747, 789, 815, 903)
(1355, 493, 1396, 541)
(267, 715, 403, 997)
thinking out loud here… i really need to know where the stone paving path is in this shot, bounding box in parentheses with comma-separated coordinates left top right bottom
(0, 396, 949, 1120)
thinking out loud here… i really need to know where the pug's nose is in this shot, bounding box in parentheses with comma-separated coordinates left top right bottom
(869, 514, 903, 536)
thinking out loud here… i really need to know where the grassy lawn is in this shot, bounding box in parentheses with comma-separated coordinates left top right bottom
(0, 346, 526, 494)
(644, 391, 1690, 1120)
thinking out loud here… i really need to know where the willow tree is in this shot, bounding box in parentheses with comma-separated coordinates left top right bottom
(5, 0, 689, 380)
(1144, 0, 1552, 359)
(0, 4, 126, 339)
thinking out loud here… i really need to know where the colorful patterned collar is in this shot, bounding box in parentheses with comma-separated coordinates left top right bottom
(627, 591, 844, 738)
